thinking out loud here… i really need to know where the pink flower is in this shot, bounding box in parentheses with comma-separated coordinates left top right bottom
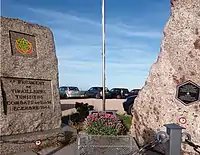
(110, 115, 115, 119)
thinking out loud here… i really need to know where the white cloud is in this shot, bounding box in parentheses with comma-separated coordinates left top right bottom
(108, 23, 162, 39)
(25, 6, 160, 86)
(24, 7, 161, 74)
(3, 3, 162, 89)
(27, 7, 100, 26)
(121, 30, 162, 38)
(56, 43, 157, 63)
(58, 59, 151, 72)
(27, 7, 162, 39)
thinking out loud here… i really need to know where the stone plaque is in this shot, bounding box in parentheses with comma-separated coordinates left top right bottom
(1, 77, 52, 114)
(176, 81, 200, 105)
(9, 30, 37, 57)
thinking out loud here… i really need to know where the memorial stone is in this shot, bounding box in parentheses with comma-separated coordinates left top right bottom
(0, 16, 62, 155)
(130, 0, 200, 154)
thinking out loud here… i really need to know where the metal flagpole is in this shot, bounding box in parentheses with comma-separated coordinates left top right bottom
(102, 0, 106, 111)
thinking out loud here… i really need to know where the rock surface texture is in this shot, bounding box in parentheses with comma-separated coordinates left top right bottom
(0, 17, 62, 155)
(130, 0, 200, 155)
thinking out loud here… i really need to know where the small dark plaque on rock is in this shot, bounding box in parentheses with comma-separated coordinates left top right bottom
(176, 80, 200, 105)
(1, 77, 52, 114)
(9, 30, 37, 57)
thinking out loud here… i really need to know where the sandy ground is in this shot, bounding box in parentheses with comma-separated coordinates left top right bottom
(60, 98, 126, 116)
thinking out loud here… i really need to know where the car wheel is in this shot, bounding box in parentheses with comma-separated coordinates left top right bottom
(116, 95, 121, 99)
(64, 94, 68, 99)
(96, 94, 100, 99)
(127, 104, 133, 116)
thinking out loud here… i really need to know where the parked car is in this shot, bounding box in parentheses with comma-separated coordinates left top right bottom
(122, 95, 138, 115)
(109, 88, 129, 99)
(59, 86, 85, 99)
(89, 110, 117, 117)
(128, 89, 140, 96)
(85, 87, 111, 99)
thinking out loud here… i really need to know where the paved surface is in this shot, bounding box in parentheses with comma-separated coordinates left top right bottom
(50, 143, 77, 155)
(15, 151, 37, 155)
(15, 99, 163, 155)
(37, 142, 77, 155)
(15, 143, 162, 155)
(14, 124, 77, 155)
(15, 143, 77, 155)
(61, 98, 126, 114)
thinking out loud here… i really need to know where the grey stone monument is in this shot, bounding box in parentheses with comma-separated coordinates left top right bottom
(0, 16, 62, 155)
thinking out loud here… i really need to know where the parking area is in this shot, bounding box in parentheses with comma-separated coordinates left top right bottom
(60, 99, 126, 114)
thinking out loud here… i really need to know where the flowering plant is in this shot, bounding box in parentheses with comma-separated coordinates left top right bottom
(84, 112, 126, 136)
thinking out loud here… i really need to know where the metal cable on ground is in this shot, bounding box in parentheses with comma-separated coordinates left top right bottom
(138, 139, 165, 155)
(185, 139, 200, 154)
(182, 132, 200, 154)
(123, 139, 165, 155)
(148, 149, 165, 155)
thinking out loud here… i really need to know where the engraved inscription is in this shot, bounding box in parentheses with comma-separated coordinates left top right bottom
(9, 31, 37, 57)
(1, 77, 52, 114)
(176, 81, 200, 105)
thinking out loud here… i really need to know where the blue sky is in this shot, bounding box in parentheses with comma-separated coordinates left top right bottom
(2, 0, 170, 90)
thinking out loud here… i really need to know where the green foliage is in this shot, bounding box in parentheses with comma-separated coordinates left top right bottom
(116, 114, 132, 131)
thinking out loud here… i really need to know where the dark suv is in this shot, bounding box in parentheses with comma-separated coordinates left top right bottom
(123, 95, 138, 115)
(85, 87, 111, 99)
(129, 89, 140, 96)
(109, 88, 129, 99)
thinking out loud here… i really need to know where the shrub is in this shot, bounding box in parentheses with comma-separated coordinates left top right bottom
(84, 112, 126, 136)
(70, 102, 94, 124)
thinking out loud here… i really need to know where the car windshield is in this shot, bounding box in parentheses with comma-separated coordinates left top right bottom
(90, 87, 109, 91)
(59, 87, 67, 91)
(110, 88, 120, 92)
(93, 87, 100, 90)
(110, 89, 114, 92)
(69, 87, 79, 91)
(110, 88, 128, 93)
(131, 89, 140, 95)
(123, 89, 129, 93)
